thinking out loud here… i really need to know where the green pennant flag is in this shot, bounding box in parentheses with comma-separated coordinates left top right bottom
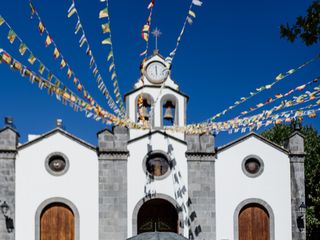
(102, 38, 112, 45)
(38, 64, 45, 74)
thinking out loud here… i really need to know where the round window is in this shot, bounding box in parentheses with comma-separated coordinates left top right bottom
(45, 153, 69, 176)
(242, 156, 264, 178)
(49, 156, 66, 172)
(145, 152, 171, 178)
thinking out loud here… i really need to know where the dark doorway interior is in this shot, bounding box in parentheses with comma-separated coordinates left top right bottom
(138, 198, 178, 234)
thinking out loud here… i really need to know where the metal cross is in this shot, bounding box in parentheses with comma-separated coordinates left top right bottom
(152, 27, 162, 50)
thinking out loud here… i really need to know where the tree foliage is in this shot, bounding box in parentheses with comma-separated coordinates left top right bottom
(280, 1, 320, 46)
(262, 124, 320, 239)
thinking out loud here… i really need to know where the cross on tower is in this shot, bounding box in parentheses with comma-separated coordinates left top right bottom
(152, 27, 162, 50)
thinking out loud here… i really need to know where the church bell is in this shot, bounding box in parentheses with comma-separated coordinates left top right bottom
(164, 101, 174, 122)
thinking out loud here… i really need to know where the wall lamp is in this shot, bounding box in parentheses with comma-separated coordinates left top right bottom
(297, 201, 306, 232)
(0, 201, 14, 233)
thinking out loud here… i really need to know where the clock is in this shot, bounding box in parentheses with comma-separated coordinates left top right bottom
(145, 61, 169, 84)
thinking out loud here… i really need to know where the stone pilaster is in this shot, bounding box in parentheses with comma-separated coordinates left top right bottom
(0, 123, 19, 240)
(286, 130, 306, 240)
(98, 126, 129, 240)
(186, 133, 216, 240)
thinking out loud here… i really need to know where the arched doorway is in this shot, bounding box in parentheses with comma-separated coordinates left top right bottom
(238, 203, 270, 240)
(137, 199, 178, 234)
(40, 203, 75, 240)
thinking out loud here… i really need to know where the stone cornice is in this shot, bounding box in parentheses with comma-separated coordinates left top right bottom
(98, 151, 129, 161)
(185, 152, 216, 161)
(0, 150, 17, 159)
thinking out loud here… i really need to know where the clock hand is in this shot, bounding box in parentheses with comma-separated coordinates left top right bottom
(155, 65, 158, 76)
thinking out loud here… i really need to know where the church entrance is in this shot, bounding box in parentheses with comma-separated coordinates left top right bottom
(40, 203, 75, 240)
(238, 203, 270, 240)
(137, 199, 178, 234)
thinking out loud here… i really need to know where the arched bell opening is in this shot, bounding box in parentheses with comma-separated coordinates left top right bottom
(135, 93, 154, 126)
(160, 95, 178, 127)
(137, 199, 179, 234)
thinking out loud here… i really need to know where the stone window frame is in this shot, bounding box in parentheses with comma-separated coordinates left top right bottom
(35, 197, 80, 240)
(132, 193, 184, 236)
(45, 152, 70, 176)
(241, 154, 264, 178)
(142, 150, 172, 180)
(233, 198, 275, 240)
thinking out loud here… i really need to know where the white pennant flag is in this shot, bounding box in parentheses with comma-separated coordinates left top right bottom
(192, 0, 203, 6)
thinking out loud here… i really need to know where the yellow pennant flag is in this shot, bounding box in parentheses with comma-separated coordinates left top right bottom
(68, 8, 77, 18)
(107, 51, 113, 61)
(101, 23, 110, 33)
(45, 35, 52, 47)
(0, 16, 5, 26)
(60, 59, 66, 69)
(109, 63, 114, 72)
(189, 10, 196, 18)
(53, 48, 60, 59)
(28, 54, 36, 64)
(102, 38, 112, 45)
(99, 8, 109, 18)
(67, 68, 72, 78)
(38, 21, 45, 34)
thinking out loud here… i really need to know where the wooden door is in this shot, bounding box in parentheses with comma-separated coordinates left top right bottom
(40, 203, 74, 240)
(239, 204, 269, 240)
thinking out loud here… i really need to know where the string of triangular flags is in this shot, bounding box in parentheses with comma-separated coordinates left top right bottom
(97, 0, 126, 115)
(204, 54, 320, 123)
(27, 2, 107, 115)
(66, 0, 126, 117)
(0, 15, 108, 114)
(0, 48, 123, 125)
(237, 76, 319, 117)
(140, 0, 155, 57)
(165, 0, 203, 66)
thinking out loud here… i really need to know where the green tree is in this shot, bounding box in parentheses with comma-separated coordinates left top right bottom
(280, 1, 320, 46)
(262, 124, 320, 239)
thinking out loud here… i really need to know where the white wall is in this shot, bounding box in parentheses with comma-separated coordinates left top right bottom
(127, 132, 189, 238)
(16, 131, 98, 240)
(215, 136, 292, 240)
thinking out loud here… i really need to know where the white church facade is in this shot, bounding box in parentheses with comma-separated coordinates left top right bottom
(0, 52, 306, 240)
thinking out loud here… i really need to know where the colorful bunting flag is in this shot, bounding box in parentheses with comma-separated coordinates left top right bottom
(19, 43, 27, 56)
(45, 35, 52, 47)
(53, 48, 60, 59)
(0, 16, 5, 26)
(99, 8, 109, 18)
(38, 21, 45, 34)
(102, 38, 112, 45)
(7, 29, 16, 44)
(101, 23, 110, 33)
(28, 54, 36, 64)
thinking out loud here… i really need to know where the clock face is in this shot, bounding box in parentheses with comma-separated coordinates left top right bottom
(145, 61, 169, 84)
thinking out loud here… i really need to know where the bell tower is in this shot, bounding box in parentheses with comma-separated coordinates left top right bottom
(124, 51, 188, 139)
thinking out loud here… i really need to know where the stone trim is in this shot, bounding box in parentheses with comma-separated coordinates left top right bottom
(185, 152, 215, 161)
(98, 151, 129, 160)
(233, 198, 275, 240)
(44, 152, 70, 176)
(241, 155, 264, 178)
(0, 151, 17, 159)
(131, 193, 184, 236)
(35, 197, 80, 240)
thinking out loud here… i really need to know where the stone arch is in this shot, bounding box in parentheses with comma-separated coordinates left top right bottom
(233, 198, 275, 240)
(35, 197, 80, 240)
(160, 94, 179, 127)
(132, 193, 184, 236)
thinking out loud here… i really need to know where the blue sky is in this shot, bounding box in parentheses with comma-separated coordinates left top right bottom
(0, 0, 319, 146)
